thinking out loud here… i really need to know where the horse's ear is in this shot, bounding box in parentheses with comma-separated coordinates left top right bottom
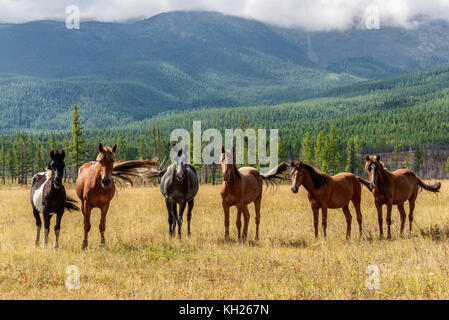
(288, 160, 294, 167)
(98, 143, 104, 153)
(50, 151, 55, 160)
(375, 155, 381, 162)
(221, 145, 225, 154)
(112, 144, 117, 153)
(297, 161, 303, 168)
(60, 150, 65, 160)
(365, 155, 370, 161)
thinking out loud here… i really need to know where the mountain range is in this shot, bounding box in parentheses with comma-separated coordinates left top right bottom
(2, 11, 449, 132)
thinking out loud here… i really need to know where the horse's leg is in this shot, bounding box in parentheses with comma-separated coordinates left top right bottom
(165, 199, 174, 236)
(82, 202, 92, 250)
(222, 201, 230, 240)
(386, 203, 393, 240)
(54, 210, 64, 249)
(322, 207, 328, 238)
(397, 204, 406, 237)
(342, 205, 352, 239)
(177, 201, 187, 239)
(375, 201, 384, 239)
(353, 201, 363, 238)
(312, 207, 319, 238)
(242, 205, 250, 241)
(99, 203, 110, 245)
(254, 197, 261, 241)
(236, 208, 242, 240)
(33, 208, 41, 247)
(171, 203, 178, 237)
(187, 199, 194, 237)
(42, 207, 52, 248)
(409, 195, 417, 234)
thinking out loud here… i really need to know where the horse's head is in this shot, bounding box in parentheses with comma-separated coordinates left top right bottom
(221, 146, 235, 182)
(365, 155, 383, 190)
(47, 150, 65, 188)
(289, 160, 304, 193)
(96, 143, 117, 189)
(173, 147, 188, 182)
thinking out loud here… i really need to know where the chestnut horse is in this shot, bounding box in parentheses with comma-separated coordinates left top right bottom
(290, 161, 363, 239)
(360, 155, 441, 239)
(220, 146, 288, 240)
(75, 143, 159, 249)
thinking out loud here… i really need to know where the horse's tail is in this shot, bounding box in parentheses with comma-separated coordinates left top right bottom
(357, 177, 373, 191)
(64, 196, 80, 213)
(261, 162, 289, 187)
(417, 177, 441, 193)
(112, 160, 161, 186)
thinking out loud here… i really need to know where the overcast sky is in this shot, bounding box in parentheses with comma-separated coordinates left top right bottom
(1, 0, 449, 30)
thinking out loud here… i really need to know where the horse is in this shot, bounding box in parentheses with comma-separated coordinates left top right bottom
(359, 155, 441, 239)
(220, 146, 288, 241)
(75, 143, 160, 249)
(30, 150, 79, 248)
(290, 161, 363, 239)
(159, 147, 199, 238)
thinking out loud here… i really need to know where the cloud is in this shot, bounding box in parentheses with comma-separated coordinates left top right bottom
(1, 0, 449, 30)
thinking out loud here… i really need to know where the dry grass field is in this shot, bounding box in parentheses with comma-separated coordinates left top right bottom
(0, 182, 448, 299)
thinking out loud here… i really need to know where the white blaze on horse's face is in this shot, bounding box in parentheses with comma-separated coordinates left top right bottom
(174, 148, 188, 182)
(370, 163, 376, 188)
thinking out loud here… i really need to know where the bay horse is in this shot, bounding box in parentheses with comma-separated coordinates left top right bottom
(75, 143, 159, 249)
(360, 155, 441, 239)
(30, 150, 79, 248)
(220, 146, 288, 241)
(160, 147, 199, 238)
(290, 161, 363, 239)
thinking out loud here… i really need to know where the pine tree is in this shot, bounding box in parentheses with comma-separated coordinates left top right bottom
(301, 132, 313, 164)
(137, 136, 147, 160)
(327, 125, 340, 175)
(69, 105, 87, 176)
(315, 130, 326, 170)
(0, 136, 6, 184)
(7, 148, 15, 184)
(353, 135, 362, 175)
(118, 134, 127, 160)
(49, 132, 57, 151)
(393, 139, 402, 170)
(445, 157, 449, 176)
(345, 138, 357, 173)
(413, 145, 423, 173)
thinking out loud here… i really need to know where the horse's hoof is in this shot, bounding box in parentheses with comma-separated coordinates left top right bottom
(35, 242, 40, 248)
(82, 240, 88, 250)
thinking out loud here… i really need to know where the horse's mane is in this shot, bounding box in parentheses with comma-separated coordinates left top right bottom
(302, 163, 331, 189)
(233, 163, 242, 179)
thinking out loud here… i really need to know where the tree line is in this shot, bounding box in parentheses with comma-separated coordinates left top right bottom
(1, 105, 448, 186)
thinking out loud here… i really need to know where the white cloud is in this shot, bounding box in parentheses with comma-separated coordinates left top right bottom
(1, 0, 449, 30)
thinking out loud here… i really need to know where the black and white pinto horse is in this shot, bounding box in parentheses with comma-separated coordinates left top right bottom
(30, 150, 79, 248)
(160, 147, 199, 238)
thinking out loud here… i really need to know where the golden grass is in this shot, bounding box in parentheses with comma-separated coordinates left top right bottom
(0, 182, 448, 299)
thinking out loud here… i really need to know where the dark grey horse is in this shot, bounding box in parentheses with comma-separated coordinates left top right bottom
(160, 147, 199, 238)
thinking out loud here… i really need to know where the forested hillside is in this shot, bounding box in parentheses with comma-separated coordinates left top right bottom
(2, 65, 448, 186)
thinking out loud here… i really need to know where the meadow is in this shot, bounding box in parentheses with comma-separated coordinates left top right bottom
(0, 182, 448, 300)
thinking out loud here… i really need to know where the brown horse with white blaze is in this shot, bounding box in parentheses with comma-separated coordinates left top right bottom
(220, 146, 288, 241)
(75, 143, 159, 249)
(360, 155, 441, 239)
(290, 161, 363, 239)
